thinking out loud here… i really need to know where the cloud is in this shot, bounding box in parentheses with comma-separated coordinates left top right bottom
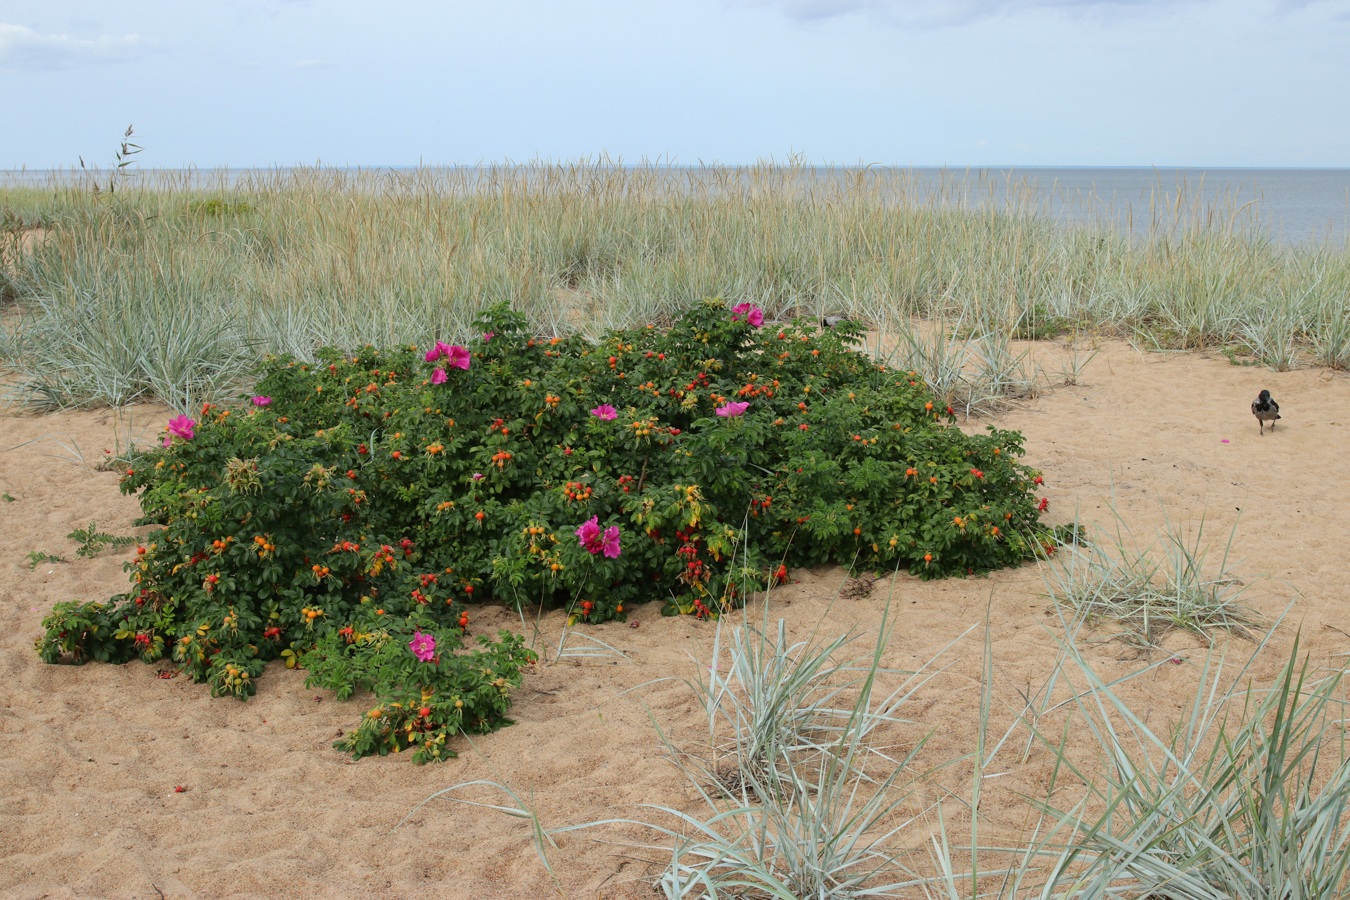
(0, 23, 146, 70)
(737, 0, 1208, 27)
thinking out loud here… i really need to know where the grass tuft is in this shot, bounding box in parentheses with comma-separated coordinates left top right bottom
(1042, 505, 1259, 650)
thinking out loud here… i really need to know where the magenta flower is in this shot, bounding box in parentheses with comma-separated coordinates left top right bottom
(426, 340, 458, 363)
(575, 516, 601, 551)
(162, 415, 196, 446)
(251, 396, 272, 407)
(601, 525, 621, 559)
(590, 404, 618, 420)
(716, 401, 750, 418)
(471, 472, 485, 481)
(446, 345, 472, 370)
(430, 367, 448, 385)
(731, 303, 765, 328)
(409, 631, 436, 662)
(482, 331, 495, 343)
(575, 517, 622, 557)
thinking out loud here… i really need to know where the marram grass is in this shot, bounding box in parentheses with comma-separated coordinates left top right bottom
(2, 162, 1349, 409)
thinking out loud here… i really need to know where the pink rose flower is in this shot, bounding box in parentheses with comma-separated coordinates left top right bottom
(446, 344, 472, 370)
(731, 303, 764, 328)
(575, 516, 601, 551)
(163, 415, 196, 446)
(482, 331, 495, 343)
(430, 367, 448, 385)
(576, 516, 622, 558)
(601, 525, 621, 559)
(426, 340, 470, 370)
(590, 404, 618, 420)
(409, 631, 436, 662)
(251, 396, 271, 407)
(715, 401, 750, 417)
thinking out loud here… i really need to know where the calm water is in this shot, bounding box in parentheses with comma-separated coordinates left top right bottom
(5, 165, 1349, 248)
(970, 167, 1350, 247)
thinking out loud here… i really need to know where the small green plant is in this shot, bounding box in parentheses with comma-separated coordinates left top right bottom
(1311, 307, 1350, 370)
(1012, 304, 1075, 341)
(1, 491, 14, 502)
(1239, 305, 1300, 371)
(68, 521, 138, 558)
(1221, 344, 1262, 367)
(186, 198, 254, 218)
(25, 550, 67, 569)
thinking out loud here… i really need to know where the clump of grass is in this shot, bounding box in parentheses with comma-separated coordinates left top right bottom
(1055, 334, 1100, 386)
(1042, 506, 1259, 649)
(1311, 298, 1350, 370)
(880, 317, 1042, 416)
(7, 286, 253, 410)
(1239, 303, 1301, 371)
(620, 596, 946, 898)
(1038, 630, 1350, 899)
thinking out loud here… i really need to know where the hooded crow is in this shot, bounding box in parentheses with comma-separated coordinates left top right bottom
(1252, 389, 1281, 435)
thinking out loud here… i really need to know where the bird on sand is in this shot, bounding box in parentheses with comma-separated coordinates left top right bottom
(822, 316, 851, 329)
(1251, 389, 1281, 434)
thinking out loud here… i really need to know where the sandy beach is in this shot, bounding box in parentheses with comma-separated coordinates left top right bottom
(3, 339, 1347, 899)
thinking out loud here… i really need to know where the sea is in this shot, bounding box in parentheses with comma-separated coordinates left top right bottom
(4, 165, 1348, 249)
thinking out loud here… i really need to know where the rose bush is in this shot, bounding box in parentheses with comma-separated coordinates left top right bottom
(37, 299, 1058, 760)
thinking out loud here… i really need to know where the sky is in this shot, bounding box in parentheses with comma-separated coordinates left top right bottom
(2, 0, 1348, 169)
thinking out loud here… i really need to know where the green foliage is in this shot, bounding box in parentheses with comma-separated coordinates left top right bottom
(36, 300, 1052, 760)
(36, 600, 133, 664)
(304, 611, 536, 763)
(68, 521, 138, 558)
(186, 198, 254, 218)
(1012, 304, 1075, 341)
(25, 550, 67, 569)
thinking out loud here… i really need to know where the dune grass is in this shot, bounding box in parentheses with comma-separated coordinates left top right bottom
(1042, 504, 1261, 651)
(2, 162, 1348, 409)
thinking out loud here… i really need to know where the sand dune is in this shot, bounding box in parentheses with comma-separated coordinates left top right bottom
(2, 341, 1346, 899)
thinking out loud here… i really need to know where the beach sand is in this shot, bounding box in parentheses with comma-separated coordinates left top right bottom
(2, 340, 1347, 899)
